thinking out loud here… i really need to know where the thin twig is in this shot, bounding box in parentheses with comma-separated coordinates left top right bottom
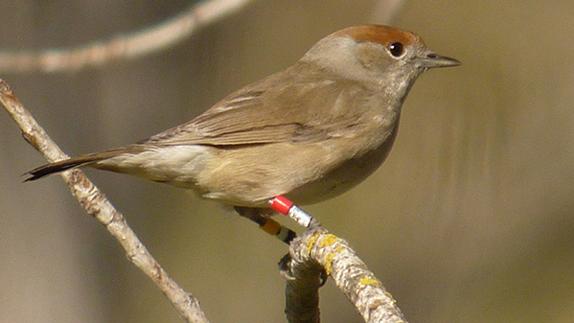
(0, 0, 255, 73)
(287, 228, 407, 323)
(0, 79, 209, 322)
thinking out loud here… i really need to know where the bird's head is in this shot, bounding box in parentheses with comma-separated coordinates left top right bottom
(301, 25, 460, 86)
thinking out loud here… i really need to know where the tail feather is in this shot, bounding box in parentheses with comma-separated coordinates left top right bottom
(25, 150, 124, 181)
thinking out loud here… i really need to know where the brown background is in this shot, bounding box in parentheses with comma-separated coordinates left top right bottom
(1, 0, 573, 322)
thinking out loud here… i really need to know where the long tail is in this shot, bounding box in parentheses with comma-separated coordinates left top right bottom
(25, 150, 124, 181)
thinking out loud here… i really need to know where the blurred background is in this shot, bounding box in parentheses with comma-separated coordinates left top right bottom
(1, 0, 574, 322)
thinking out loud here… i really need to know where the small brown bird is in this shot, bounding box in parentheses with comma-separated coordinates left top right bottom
(28, 25, 459, 214)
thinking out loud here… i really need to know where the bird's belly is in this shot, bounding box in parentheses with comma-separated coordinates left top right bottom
(286, 129, 397, 205)
(195, 121, 399, 207)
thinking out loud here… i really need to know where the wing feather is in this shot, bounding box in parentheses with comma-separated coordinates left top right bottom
(142, 65, 370, 147)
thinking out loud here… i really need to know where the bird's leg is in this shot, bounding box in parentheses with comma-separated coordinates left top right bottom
(236, 197, 325, 281)
(267, 195, 326, 283)
(234, 206, 299, 278)
(234, 195, 320, 245)
(234, 206, 297, 245)
(268, 195, 322, 229)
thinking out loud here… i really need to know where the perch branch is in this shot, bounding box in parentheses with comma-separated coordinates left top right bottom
(287, 228, 407, 323)
(0, 0, 254, 73)
(0, 79, 209, 322)
(283, 252, 322, 323)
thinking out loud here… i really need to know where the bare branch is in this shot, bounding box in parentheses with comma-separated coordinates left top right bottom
(0, 79, 209, 322)
(287, 228, 407, 323)
(0, 0, 255, 73)
(284, 253, 322, 323)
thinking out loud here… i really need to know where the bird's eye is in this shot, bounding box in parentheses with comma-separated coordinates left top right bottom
(387, 42, 404, 58)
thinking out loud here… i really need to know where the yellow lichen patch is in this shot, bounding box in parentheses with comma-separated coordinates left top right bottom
(305, 231, 322, 255)
(318, 234, 348, 275)
(323, 251, 336, 275)
(359, 276, 381, 287)
(318, 234, 338, 248)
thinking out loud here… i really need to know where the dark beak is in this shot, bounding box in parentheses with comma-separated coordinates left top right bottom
(417, 52, 461, 68)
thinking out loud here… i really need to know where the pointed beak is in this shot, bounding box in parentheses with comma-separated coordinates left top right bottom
(417, 52, 461, 68)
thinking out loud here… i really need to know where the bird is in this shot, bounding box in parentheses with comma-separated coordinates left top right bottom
(27, 25, 459, 222)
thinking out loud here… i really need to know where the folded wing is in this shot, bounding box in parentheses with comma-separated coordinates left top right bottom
(142, 69, 367, 147)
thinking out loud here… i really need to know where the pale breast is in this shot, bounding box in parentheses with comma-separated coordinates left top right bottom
(286, 121, 399, 205)
(197, 118, 400, 207)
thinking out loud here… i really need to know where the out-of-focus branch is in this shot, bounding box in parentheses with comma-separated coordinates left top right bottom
(0, 79, 209, 323)
(0, 0, 254, 73)
(286, 228, 407, 323)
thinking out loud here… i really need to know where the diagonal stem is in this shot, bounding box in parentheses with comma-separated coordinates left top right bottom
(0, 79, 209, 323)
